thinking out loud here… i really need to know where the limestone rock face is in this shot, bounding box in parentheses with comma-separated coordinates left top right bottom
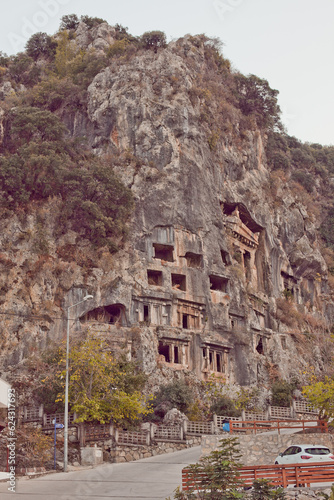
(163, 408, 188, 425)
(0, 32, 333, 393)
(75, 22, 116, 53)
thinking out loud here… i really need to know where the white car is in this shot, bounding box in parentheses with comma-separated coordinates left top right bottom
(275, 444, 334, 464)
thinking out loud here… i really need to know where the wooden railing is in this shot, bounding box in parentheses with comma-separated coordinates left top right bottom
(229, 419, 327, 435)
(182, 462, 334, 491)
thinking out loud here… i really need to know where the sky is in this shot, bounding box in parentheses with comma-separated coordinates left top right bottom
(0, 0, 333, 146)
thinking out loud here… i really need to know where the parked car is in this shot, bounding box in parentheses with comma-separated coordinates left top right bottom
(274, 444, 334, 464)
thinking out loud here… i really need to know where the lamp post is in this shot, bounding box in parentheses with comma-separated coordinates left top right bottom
(64, 294, 93, 472)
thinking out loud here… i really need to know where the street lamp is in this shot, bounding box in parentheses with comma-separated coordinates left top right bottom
(64, 294, 93, 472)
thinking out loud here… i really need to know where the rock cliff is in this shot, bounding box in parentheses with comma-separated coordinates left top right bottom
(0, 23, 333, 396)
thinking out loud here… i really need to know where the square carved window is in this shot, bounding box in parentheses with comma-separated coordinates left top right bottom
(147, 270, 163, 286)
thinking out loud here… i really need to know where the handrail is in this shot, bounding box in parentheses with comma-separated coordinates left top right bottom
(229, 419, 327, 435)
(182, 461, 334, 491)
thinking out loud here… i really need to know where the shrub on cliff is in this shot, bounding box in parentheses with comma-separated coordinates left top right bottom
(151, 380, 193, 420)
(141, 30, 167, 52)
(80, 15, 106, 28)
(59, 14, 80, 31)
(234, 74, 281, 130)
(25, 32, 57, 61)
(0, 106, 133, 251)
(210, 395, 241, 417)
(270, 380, 296, 407)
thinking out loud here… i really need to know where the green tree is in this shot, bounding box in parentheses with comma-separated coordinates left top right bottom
(25, 32, 57, 61)
(251, 479, 286, 500)
(234, 74, 281, 129)
(0, 106, 133, 251)
(24, 76, 82, 112)
(302, 376, 334, 420)
(54, 30, 80, 77)
(210, 395, 241, 417)
(59, 14, 79, 31)
(320, 206, 334, 248)
(141, 31, 167, 52)
(271, 380, 295, 407)
(80, 15, 106, 28)
(8, 53, 40, 85)
(173, 437, 243, 500)
(0, 51, 9, 66)
(151, 380, 193, 420)
(60, 156, 134, 250)
(54, 335, 151, 426)
(291, 170, 314, 193)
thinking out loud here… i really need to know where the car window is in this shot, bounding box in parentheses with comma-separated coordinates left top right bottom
(283, 447, 295, 456)
(305, 447, 330, 455)
(294, 447, 302, 454)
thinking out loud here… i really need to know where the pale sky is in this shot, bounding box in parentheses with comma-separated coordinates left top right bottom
(0, 0, 333, 145)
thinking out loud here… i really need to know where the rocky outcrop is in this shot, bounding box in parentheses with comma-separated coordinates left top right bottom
(0, 30, 333, 393)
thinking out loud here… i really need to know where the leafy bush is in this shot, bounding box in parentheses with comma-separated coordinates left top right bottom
(152, 380, 193, 419)
(291, 170, 313, 193)
(54, 31, 108, 88)
(251, 479, 286, 500)
(270, 151, 290, 171)
(291, 147, 314, 169)
(106, 39, 130, 59)
(210, 395, 241, 417)
(25, 32, 57, 61)
(141, 31, 167, 52)
(80, 15, 106, 28)
(271, 380, 295, 407)
(8, 53, 40, 85)
(173, 437, 243, 499)
(0, 106, 133, 251)
(234, 74, 281, 130)
(69, 49, 107, 88)
(320, 206, 334, 248)
(0, 51, 9, 66)
(59, 14, 80, 31)
(59, 157, 134, 250)
(24, 77, 83, 112)
(16, 427, 53, 468)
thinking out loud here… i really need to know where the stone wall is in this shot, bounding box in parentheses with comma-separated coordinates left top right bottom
(90, 437, 201, 463)
(201, 433, 334, 465)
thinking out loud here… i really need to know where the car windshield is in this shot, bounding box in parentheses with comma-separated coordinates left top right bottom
(304, 447, 330, 455)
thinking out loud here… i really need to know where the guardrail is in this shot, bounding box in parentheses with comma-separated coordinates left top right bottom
(182, 461, 334, 491)
(229, 419, 327, 435)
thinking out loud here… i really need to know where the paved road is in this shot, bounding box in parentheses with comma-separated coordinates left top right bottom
(0, 446, 201, 500)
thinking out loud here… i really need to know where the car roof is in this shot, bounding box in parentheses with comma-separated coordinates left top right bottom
(288, 444, 330, 448)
